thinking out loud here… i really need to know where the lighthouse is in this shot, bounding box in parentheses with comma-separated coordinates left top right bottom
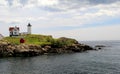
(27, 23, 32, 34)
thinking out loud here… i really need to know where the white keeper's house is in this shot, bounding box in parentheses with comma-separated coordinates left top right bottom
(9, 26, 20, 37)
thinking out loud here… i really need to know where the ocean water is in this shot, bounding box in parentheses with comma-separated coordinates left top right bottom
(0, 41, 120, 74)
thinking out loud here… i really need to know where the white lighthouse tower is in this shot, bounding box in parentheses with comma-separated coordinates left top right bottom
(27, 23, 32, 34)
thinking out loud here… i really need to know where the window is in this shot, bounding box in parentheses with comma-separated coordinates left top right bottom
(14, 32, 17, 35)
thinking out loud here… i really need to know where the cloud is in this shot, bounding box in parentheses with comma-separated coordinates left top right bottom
(37, 0, 58, 6)
(5, 0, 120, 9)
(0, 0, 8, 6)
(5, 0, 22, 7)
(2, 0, 120, 14)
(39, 0, 120, 12)
(0, 0, 120, 41)
(12, 0, 22, 7)
(12, 0, 59, 8)
(0, 0, 120, 26)
(88, 0, 119, 5)
(45, 24, 120, 41)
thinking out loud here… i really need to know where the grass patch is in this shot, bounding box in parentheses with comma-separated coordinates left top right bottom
(3, 34, 78, 47)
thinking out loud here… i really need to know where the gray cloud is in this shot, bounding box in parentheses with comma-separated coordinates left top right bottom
(6, 0, 28, 6)
(57, 0, 120, 10)
(59, 0, 120, 5)
(88, 0, 120, 5)
(6, 0, 14, 6)
(19, 0, 28, 5)
(40, 6, 63, 12)
(40, 0, 120, 12)
(4, 0, 120, 12)
(6, 0, 120, 7)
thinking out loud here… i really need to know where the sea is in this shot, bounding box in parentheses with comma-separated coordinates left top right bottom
(0, 40, 120, 74)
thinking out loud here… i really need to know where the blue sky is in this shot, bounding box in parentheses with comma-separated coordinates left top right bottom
(0, 0, 120, 40)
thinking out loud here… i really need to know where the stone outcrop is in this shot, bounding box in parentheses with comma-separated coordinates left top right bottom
(0, 41, 96, 57)
(95, 45, 106, 50)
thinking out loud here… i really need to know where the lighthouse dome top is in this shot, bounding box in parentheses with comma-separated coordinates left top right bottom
(27, 23, 32, 27)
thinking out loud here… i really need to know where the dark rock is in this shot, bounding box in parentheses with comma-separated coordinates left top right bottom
(95, 45, 106, 47)
(95, 45, 106, 50)
(0, 41, 96, 57)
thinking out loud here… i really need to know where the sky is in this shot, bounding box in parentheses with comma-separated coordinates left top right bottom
(0, 0, 120, 41)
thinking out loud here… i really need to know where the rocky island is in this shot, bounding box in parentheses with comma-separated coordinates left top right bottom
(0, 34, 95, 57)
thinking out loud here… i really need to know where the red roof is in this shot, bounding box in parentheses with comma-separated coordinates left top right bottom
(9, 27, 19, 31)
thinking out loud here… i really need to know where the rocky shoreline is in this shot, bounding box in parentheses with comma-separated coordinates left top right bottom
(0, 41, 95, 57)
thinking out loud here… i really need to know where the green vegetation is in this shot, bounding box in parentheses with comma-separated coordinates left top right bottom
(3, 34, 78, 47)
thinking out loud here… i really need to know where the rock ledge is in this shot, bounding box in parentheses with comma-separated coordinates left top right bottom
(0, 42, 95, 57)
